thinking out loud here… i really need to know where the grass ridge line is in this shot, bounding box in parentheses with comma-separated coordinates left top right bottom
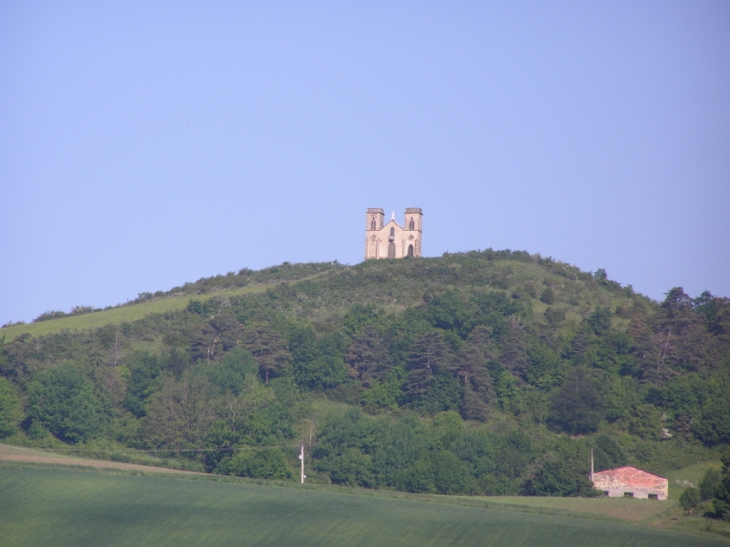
(0, 284, 272, 341)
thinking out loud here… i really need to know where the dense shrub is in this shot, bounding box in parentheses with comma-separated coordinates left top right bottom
(27, 363, 112, 443)
(0, 377, 22, 437)
(219, 447, 293, 480)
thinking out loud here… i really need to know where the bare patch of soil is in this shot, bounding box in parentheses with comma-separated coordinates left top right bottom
(0, 443, 204, 475)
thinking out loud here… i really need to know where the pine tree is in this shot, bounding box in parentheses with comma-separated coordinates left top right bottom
(656, 287, 712, 372)
(548, 368, 601, 435)
(241, 322, 292, 384)
(344, 326, 393, 386)
(627, 315, 666, 386)
(405, 332, 452, 403)
(191, 313, 244, 363)
(465, 325, 496, 356)
(451, 344, 484, 387)
(500, 318, 528, 379)
(451, 342, 494, 421)
(568, 326, 590, 366)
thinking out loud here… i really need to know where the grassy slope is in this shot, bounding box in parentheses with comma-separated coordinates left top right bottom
(666, 461, 723, 499)
(285, 255, 642, 331)
(1, 252, 648, 343)
(1, 466, 727, 547)
(0, 284, 270, 341)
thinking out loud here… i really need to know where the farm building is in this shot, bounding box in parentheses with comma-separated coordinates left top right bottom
(591, 466, 668, 500)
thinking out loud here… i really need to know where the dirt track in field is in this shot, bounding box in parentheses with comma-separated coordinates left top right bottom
(0, 444, 204, 475)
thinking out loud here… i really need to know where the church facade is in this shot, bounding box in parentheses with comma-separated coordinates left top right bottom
(365, 208, 422, 260)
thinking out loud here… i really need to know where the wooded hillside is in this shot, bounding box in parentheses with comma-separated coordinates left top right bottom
(1, 250, 729, 497)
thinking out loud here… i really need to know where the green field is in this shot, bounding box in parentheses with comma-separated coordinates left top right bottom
(666, 461, 723, 500)
(0, 284, 270, 341)
(452, 495, 677, 521)
(0, 466, 726, 547)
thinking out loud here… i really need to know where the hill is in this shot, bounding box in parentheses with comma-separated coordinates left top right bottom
(1, 249, 729, 502)
(0, 261, 333, 341)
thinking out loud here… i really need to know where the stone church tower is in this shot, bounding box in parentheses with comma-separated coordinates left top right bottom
(365, 208, 422, 259)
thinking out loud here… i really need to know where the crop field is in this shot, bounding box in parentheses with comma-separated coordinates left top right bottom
(0, 443, 684, 523)
(1, 466, 727, 547)
(0, 443, 685, 523)
(451, 495, 677, 522)
(0, 284, 270, 341)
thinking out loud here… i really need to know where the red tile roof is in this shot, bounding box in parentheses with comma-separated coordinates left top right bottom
(592, 466, 667, 489)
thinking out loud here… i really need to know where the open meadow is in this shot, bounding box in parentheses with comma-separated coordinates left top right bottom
(1, 464, 727, 547)
(665, 461, 724, 499)
(0, 284, 270, 341)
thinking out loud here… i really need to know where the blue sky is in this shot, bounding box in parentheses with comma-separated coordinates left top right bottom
(1, 1, 729, 325)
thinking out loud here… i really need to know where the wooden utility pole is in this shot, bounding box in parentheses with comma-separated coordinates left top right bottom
(299, 444, 306, 484)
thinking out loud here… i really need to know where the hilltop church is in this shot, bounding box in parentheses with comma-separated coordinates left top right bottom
(365, 208, 422, 260)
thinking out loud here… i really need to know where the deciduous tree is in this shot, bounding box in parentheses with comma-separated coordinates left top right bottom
(0, 377, 22, 437)
(27, 362, 111, 443)
(143, 373, 217, 449)
(700, 468, 721, 501)
(679, 487, 700, 512)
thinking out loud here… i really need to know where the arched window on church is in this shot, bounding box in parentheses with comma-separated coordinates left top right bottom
(407, 244, 414, 257)
(371, 217, 376, 230)
(409, 217, 414, 230)
(390, 227, 395, 237)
